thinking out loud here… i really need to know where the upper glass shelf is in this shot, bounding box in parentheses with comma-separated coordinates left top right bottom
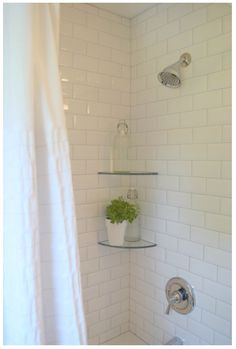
(98, 171, 158, 175)
(98, 239, 157, 249)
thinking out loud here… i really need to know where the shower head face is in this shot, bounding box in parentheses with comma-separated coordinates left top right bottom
(157, 61, 181, 88)
(158, 53, 191, 88)
(158, 71, 181, 88)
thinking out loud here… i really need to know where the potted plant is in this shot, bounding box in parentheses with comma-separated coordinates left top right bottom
(105, 196, 139, 245)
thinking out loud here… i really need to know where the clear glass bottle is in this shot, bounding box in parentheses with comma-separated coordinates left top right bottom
(125, 188, 140, 242)
(112, 120, 129, 172)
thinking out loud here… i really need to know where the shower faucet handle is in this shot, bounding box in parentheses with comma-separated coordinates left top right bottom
(165, 288, 186, 314)
(165, 277, 195, 315)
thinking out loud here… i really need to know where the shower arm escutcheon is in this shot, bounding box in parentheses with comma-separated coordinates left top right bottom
(165, 277, 195, 315)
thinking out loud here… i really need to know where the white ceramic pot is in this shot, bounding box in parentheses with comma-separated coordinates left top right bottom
(105, 219, 127, 245)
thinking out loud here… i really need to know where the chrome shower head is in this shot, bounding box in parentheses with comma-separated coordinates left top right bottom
(158, 53, 191, 88)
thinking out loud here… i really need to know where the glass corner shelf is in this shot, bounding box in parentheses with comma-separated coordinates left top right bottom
(98, 239, 157, 249)
(97, 171, 158, 175)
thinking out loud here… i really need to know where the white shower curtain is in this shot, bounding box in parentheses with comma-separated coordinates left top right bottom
(3, 3, 87, 345)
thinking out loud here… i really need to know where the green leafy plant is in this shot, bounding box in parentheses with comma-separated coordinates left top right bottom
(106, 196, 139, 224)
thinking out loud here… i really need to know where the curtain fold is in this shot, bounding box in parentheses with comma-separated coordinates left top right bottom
(3, 3, 87, 344)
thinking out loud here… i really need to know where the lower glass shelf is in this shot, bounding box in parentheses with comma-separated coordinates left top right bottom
(98, 239, 157, 249)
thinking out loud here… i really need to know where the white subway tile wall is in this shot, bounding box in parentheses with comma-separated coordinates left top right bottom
(130, 2, 231, 346)
(59, 4, 131, 344)
(59, 3, 232, 345)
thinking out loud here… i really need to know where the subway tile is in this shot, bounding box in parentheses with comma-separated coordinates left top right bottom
(99, 60, 122, 77)
(87, 43, 111, 61)
(188, 319, 214, 344)
(166, 251, 189, 270)
(180, 8, 207, 31)
(60, 36, 87, 55)
(208, 33, 231, 55)
(60, 66, 87, 84)
(147, 10, 167, 32)
(214, 332, 231, 345)
(59, 50, 73, 67)
(74, 4, 98, 15)
(73, 24, 98, 43)
(193, 18, 222, 43)
(190, 257, 217, 280)
(147, 42, 167, 60)
(147, 131, 167, 145)
(202, 310, 231, 337)
(203, 279, 231, 304)
(147, 100, 168, 116)
(192, 161, 221, 178)
(156, 204, 179, 221)
(73, 84, 98, 101)
(193, 126, 222, 143)
(157, 145, 180, 160)
(179, 240, 203, 259)
(191, 226, 218, 248)
(100, 279, 120, 296)
(73, 54, 98, 72)
(180, 144, 207, 161)
(99, 327, 121, 343)
(168, 30, 192, 52)
(98, 32, 122, 50)
(168, 3, 193, 21)
(192, 55, 222, 77)
(88, 319, 110, 338)
(166, 221, 190, 240)
(180, 176, 206, 194)
(205, 213, 231, 234)
(208, 144, 231, 161)
(205, 246, 231, 269)
(217, 267, 232, 287)
(61, 5, 87, 25)
(207, 4, 231, 21)
(99, 88, 121, 104)
(87, 13, 111, 33)
(193, 90, 222, 110)
(157, 20, 180, 41)
(168, 161, 191, 176)
(221, 161, 232, 179)
(192, 194, 220, 213)
(223, 14, 232, 33)
(135, 31, 156, 50)
(111, 22, 130, 39)
(168, 95, 193, 114)
(179, 208, 205, 227)
(181, 76, 207, 96)
(167, 191, 191, 208)
(208, 69, 231, 90)
(216, 300, 232, 321)
(197, 292, 215, 313)
(60, 21, 73, 36)
(208, 107, 231, 126)
(206, 178, 231, 197)
(158, 175, 179, 191)
(157, 114, 180, 130)
(222, 88, 232, 106)
(112, 49, 130, 65)
(180, 110, 207, 128)
(168, 128, 192, 144)
(87, 72, 111, 89)
(219, 233, 232, 252)
(222, 125, 231, 143)
(222, 52, 232, 69)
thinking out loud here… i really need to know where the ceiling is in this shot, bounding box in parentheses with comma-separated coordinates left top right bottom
(92, 3, 155, 18)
